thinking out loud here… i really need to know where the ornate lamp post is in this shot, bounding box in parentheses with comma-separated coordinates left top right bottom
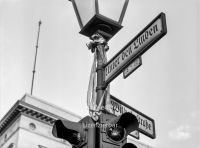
(53, 2, 166, 147)
(69, 0, 129, 118)
(51, 2, 142, 148)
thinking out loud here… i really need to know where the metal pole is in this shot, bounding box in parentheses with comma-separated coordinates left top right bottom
(87, 33, 108, 148)
(31, 20, 42, 95)
(88, 33, 108, 111)
(96, 44, 106, 107)
(95, 43, 105, 148)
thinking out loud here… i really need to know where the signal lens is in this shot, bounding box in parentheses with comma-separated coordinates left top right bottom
(106, 126, 125, 142)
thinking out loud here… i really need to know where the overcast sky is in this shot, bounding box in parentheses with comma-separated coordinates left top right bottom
(0, 0, 199, 147)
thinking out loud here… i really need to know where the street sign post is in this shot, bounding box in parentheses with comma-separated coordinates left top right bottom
(109, 95, 156, 139)
(123, 57, 142, 79)
(67, 1, 168, 146)
(104, 12, 167, 85)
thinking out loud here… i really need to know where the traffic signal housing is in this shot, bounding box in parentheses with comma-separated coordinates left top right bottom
(52, 116, 95, 148)
(100, 112, 139, 148)
(52, 112, 139, 148)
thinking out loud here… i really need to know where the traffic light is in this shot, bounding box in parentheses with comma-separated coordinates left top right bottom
(100, 112, 139, 148)
(52, 116, 95, 148)
(52, 112, 138, 148)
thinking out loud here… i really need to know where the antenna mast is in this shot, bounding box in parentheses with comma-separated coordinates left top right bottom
(31, 20, 42, 95)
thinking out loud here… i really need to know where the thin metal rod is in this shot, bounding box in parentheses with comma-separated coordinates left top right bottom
(95, 0, 99, 14)
(119, 0, 129, 24)
(31, 20, 42, 95)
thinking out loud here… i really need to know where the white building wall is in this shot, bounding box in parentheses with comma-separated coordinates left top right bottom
(0, 94, 80, 148)
(1, 130, 19, 148)
(18, 115, 53, 140)
(18, 129, 71, 148)
(16, 114, 72, 148)
(0, 117, 20, 148)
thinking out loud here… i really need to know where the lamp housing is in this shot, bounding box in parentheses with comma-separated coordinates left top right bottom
(69, 0, 129, 40)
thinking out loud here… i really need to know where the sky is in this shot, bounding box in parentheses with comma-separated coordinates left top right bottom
(0, 0, 200, 148)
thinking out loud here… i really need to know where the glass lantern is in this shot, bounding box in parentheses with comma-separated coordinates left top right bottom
(69, 0, 129, 40)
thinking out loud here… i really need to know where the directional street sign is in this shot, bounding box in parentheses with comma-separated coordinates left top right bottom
(109, 95, 156, 139)
(123, 57, 142, 79)
(104, 12, 167, 85)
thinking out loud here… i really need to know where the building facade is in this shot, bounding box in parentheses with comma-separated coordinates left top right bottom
(0, 94, 81, 148)
(0, 94, 152, 148)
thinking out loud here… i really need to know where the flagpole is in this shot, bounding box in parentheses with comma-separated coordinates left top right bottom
(31, 20, 42, 95)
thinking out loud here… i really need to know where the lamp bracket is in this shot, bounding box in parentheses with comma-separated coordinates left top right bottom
(86, 33, 109, 53)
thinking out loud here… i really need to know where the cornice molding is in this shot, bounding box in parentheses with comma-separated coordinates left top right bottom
(0, 100, 56, 135)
